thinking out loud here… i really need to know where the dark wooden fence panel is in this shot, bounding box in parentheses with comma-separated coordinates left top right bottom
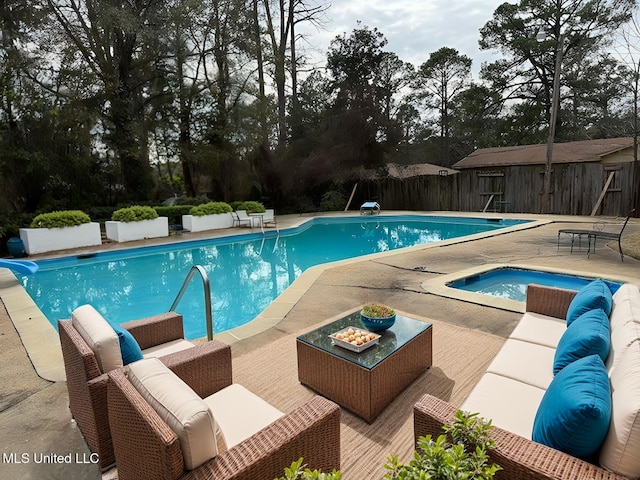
(365, 161, 638, 216)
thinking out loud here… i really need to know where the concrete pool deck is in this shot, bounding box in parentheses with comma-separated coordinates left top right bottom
(1, 211, 639, 479)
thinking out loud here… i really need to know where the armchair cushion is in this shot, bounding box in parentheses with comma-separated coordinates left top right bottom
(566, 279, 612, 326)
(532, 354, 611, 459)
(71, 304, 122, 373)
(553, 308, 610, 375)
(128, 358, 226, 470)
(111, 322, 143, 365)
(204, 383, 285, 448)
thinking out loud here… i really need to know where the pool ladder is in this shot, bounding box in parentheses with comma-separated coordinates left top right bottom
(169, 265, 214, 341)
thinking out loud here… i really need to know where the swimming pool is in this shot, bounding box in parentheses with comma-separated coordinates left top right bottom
(448, 267, 622, 302)
(20, 215, 529, 339)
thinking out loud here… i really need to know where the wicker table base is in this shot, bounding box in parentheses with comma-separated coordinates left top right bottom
(296, 310, 433, 423)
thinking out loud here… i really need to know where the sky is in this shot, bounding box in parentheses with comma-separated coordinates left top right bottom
(299, 0, 508, 78)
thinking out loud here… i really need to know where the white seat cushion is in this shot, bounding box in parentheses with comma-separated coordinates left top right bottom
(128, 358, 226, 470)
(204, 384, 285, 448)
(610, 284, 640, 332)
(461, 372, 546, 440)
(71, 304, 122, 373)
(509, 311, 566, 349)
(486, 339, 555, 390)
(599, 339, 640, 477)
(142, 339, 194, 358)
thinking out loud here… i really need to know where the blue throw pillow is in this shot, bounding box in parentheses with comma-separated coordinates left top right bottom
(110, 322, 144, 365)
(553, 308, 611, 375)
(566, 280, 613, 326)
(532, 354, 611, 459)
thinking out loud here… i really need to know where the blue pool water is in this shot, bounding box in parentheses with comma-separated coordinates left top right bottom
(20, 215, 528, 339)
(448, 267, 621, 302)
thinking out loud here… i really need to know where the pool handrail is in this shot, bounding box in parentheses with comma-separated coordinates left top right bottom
(169, 265, 214, 340)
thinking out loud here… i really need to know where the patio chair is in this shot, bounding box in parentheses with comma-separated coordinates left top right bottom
(588, 209, 635, 261)
(58, 304, 231, 471)
(231, 210, 253, 227)
(107, 357, 341, 480)
(262, 208, 277, 228)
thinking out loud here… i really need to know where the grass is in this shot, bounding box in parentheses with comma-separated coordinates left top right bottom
(617, 232, 640, 260)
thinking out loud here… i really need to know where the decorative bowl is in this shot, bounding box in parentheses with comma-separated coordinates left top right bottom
(360, 311, 396, 332)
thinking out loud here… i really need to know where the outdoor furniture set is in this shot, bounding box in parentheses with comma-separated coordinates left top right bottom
(415, 281, 640, 480)
(60, 280, 640, 479)
(59, 305, 339, 479)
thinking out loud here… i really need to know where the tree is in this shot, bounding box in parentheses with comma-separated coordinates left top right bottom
(414, 47, 472, 166)
(479, 0, 637, 144)
(46, 0, 175, 200)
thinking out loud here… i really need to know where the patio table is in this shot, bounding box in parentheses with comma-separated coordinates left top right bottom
(296, 309, 432, 422)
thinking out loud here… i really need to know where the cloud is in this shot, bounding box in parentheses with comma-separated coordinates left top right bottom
(298, 0, 505, 77)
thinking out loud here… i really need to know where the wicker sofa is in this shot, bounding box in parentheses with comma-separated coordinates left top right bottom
(107, 357, 341, 480)
(58, 305, 230, 470)
(415, 282, 640, 480)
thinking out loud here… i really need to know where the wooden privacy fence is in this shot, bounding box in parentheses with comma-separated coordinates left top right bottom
(362, 161, 638, 217)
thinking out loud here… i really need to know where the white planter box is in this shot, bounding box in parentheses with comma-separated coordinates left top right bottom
(105, 217, 169, 243)
(182, 213, 233, 232)
(19, 222, 102, 255)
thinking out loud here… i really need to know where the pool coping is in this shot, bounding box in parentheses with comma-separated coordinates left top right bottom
(0, 211, 549, 381)
(421, 262, 640, 313)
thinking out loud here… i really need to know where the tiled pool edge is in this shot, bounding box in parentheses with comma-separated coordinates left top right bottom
(422, 262, 640, 313)
(0, 212, 547, 380)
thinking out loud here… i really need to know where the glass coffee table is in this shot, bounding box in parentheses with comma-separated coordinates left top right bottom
(296, 309, 433, 423)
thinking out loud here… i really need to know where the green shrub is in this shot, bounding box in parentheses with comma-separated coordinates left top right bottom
(29, 210, 92, 228)
(155, 205, 192, 224)
(190, 201, 233, 216)
(236, 200, 265, 214)
(320, 190, 346, 212)
(383, 410, 501, 480)
(274, 458, 341, 480)
(111, 205, 159, 222)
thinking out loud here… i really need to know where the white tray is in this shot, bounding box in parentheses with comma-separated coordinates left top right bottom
(329, 326, 380, 353)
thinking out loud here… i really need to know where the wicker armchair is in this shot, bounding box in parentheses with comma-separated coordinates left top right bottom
(413, 394, 627, 480)
(107, 364, 341, 480)
(58, 312, 230, 471)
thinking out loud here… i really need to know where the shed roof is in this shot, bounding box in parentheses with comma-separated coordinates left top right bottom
(453, 137, 634, 169)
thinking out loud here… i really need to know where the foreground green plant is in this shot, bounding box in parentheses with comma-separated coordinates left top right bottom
(384, 410, 501, 480)
(29, 210, 91, 228)
(111, 205, 159, 222)
(274, 458, 341, 480)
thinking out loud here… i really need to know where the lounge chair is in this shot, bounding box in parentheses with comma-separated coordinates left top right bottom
(232, 210, 253, 227)
(360, 201, 381, 215)
(107, 357, 341, 480)
(58, 305, 229, 470)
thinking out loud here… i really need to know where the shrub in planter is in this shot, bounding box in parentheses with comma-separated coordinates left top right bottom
(183, 202, 233, 232)
(30, 210, 91, 228)
(190, 201, 232, 216)
(111, 205, 159, 222)
(106, 205, 168, 242)
(20, 210, 101, 254)
(236, 200, 265, 214)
